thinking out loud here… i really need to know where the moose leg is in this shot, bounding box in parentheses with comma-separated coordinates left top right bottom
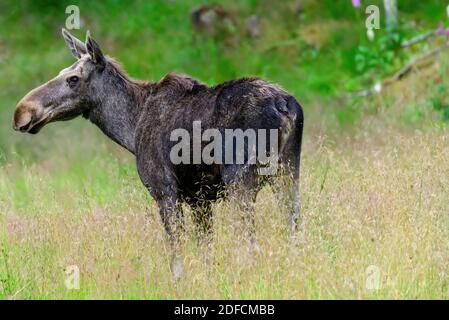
(286, 158, 301, 234)
(158, 195, 185, 281)
(272, 163, 301, 234)
(159, 196, 184, 244)
(278, 117, 302, 235)
(136, 156, 185, 280)
(284, 172, 300, 234)
(289, 175, 300, 233)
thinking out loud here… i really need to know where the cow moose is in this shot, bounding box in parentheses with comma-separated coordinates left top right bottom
(12, 29, 304, 276)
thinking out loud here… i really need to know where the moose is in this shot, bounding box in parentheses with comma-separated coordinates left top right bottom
(13, 29, 303, 276)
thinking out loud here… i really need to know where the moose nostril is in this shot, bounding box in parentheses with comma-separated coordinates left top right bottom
(13, 108, 33, 132)
(13, 119, 32, 132)
(13, 100, 41, 133)
(18, 121, 32, 132)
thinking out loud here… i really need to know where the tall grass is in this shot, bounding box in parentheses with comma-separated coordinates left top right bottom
(2, 116, 449, 299)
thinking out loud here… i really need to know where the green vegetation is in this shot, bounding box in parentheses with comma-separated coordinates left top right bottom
(1, 0, 449, 299)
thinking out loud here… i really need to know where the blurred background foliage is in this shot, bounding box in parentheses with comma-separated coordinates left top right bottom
(0, 0, 448, 204)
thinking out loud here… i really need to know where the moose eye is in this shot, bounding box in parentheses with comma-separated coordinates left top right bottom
(67, 76, 79, 88)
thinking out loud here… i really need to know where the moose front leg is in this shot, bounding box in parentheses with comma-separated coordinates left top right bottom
(158, 196, 184, 244)
(136, 153, 186, 280)
(157, 195, 185, 281)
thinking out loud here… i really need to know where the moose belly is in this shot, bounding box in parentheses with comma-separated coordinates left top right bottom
(174, 164, 224, 201)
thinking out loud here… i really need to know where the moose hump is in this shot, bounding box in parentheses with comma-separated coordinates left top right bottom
(156, 73, 207, 97)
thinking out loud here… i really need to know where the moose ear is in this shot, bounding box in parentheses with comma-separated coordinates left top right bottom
(62, 28, 87, 59)
(85, 31, 105, 68)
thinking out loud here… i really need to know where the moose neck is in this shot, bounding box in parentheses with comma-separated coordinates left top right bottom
(85, 61, 153, 154)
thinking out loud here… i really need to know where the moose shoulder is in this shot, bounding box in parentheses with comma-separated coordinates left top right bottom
(12, 30, 304, 265)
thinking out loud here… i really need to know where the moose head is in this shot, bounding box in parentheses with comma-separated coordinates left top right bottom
(12, 29, 107, 134)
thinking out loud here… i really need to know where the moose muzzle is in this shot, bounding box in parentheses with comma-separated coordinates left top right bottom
(12, 99, 46, 134)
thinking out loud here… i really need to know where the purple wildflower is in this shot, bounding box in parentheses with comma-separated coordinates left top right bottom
(438, 23, 444, 35)
(352, 0, 361, 8)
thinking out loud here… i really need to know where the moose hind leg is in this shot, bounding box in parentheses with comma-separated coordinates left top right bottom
(288, 174, 300, 233)
(287, 168, 301, 234)
(271, 160, 301, 235)
(278, 115, 302, 234)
